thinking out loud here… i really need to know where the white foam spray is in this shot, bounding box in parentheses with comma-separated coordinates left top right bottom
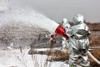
(0, 7, 59, 33)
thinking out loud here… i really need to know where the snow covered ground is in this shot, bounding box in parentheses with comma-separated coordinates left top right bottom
(0, 48, 69, 67)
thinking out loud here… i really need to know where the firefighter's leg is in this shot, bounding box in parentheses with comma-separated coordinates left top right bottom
(79, 39, 90, 67)
(80, 55, 90, 67)
(61, 37, 69, 51)
(68, 38, 83, 67)
(68, 45, 79, 67)
(68, 52, 82, 67)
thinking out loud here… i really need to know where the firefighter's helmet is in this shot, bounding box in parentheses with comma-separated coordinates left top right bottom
(62, 18, 70, 28)
(73, 14, 84, 25)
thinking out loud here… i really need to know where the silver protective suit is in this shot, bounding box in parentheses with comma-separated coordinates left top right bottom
(62, 18, 90, 67)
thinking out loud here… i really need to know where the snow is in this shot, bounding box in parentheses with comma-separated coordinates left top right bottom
(0, 48, 69, 67)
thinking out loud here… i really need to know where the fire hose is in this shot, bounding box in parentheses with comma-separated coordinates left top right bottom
(87, 51, 100, 65)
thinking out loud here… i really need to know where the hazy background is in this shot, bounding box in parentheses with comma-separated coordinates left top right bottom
(1, 0, 100, 22)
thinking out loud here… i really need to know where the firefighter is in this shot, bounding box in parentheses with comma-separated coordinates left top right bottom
(67, 14, 91, 67)
(60, 18, 71, 50)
